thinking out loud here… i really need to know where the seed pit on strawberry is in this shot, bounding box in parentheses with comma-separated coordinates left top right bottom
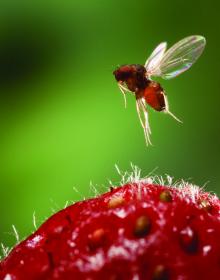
(153, 264, 169, 280)
(108, 196, 125, 209)
(88, 228, 107, 251)
(199, 199, 212, 212)
(134, 216, 151, 238)
(159, 190, 172, 202)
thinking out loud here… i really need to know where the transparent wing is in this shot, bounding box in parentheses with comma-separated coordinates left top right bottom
(149, 35, 206, 79)
(144, 42, 167, 76)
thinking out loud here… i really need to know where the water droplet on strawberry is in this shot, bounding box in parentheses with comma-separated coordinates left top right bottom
(3, 274, 15, 280)
(203, 245, 211, 256)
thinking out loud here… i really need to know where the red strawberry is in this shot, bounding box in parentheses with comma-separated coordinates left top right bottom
(1, 179, 220, 279)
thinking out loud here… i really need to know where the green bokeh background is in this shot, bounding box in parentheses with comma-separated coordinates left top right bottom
(0, 0, 219, 249)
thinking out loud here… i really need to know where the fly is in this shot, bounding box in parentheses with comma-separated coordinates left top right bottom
(113, 35, 206, 145)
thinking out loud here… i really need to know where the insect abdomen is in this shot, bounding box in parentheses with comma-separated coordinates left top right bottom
(143, 82, 165, 111)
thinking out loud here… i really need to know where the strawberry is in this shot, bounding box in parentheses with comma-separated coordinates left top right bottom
(1, 178, 220, 280)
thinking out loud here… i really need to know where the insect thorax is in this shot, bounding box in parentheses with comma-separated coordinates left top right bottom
(126, 64, 149, 92)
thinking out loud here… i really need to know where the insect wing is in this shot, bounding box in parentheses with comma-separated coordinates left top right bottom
(144, 42, 167, 76)
(153, 35, 206, 79)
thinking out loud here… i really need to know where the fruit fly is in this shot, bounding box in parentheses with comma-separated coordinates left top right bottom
(113, 35, 206, 145)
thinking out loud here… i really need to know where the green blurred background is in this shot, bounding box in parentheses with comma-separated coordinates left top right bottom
(0, 0, 219, 249)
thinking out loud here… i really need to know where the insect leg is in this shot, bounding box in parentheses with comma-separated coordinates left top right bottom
(118, 84, 127, 108)
(118, 82, 132, 108)
(163, 93, 183, 123)
(136, 99, 152, 146)
(140, 98, 152, 135)
(119, 83, 132, 93)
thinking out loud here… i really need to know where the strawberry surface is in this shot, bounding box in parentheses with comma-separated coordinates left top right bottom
(1, 181, 220, 280)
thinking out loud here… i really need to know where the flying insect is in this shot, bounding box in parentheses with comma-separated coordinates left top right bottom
(113, 35, 206, 145)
